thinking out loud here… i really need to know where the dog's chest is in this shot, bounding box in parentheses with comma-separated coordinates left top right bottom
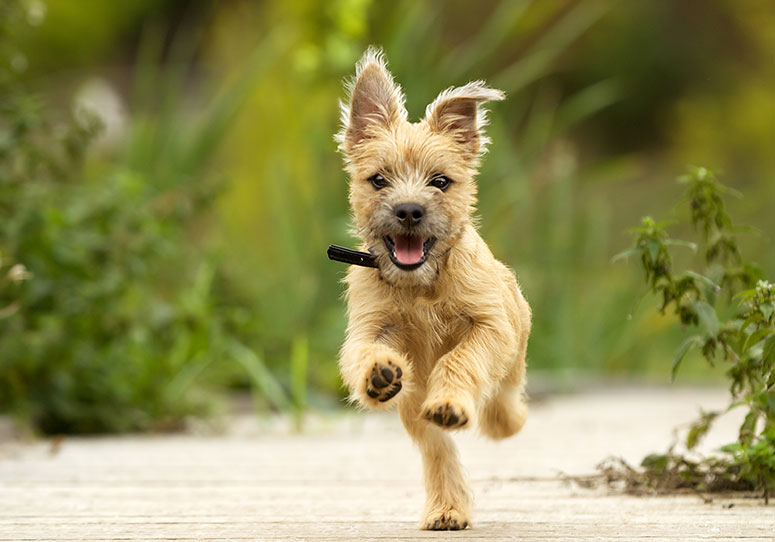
(391, 299, 471, 366)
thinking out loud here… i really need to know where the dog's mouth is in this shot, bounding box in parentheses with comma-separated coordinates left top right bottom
(383, 235, 436, 271)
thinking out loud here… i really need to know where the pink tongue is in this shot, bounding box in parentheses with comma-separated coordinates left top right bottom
(394, 235, 424, 265)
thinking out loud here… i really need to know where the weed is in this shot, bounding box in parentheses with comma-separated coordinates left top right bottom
(614, 167, 774, 501)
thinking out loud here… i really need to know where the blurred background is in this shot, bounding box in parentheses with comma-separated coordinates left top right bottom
(1, 0, 773, 434)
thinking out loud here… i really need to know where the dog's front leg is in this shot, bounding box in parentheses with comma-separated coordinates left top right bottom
(339, 310, 410, 409)
(421, 313, 517, 429)
(399, 393, 472, 530)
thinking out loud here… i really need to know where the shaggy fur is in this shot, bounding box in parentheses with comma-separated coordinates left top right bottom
(336, 47, 531, 531)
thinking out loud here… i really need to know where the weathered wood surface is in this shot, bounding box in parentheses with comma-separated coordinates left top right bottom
(1, 388, 773, 541)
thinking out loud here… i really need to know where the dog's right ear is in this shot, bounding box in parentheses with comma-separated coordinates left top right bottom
(336, 47, 407, 154)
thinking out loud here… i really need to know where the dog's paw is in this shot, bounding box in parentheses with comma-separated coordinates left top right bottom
(365, 360, 404, 404)
(422, 508, 470, 531)
(422, 399, 470, 429)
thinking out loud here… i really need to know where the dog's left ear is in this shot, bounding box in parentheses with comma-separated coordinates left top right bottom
(424, 82, 505, 158)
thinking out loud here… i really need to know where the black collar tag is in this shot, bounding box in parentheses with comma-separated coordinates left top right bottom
(327, 244, 378, 268)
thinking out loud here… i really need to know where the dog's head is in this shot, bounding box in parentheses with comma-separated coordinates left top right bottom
(336, 47, 504, 287)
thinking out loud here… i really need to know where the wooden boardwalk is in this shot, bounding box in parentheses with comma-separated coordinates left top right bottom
(1, 388, 773, 541)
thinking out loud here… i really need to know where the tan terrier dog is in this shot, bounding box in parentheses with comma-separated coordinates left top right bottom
(333, 47, 531, 531)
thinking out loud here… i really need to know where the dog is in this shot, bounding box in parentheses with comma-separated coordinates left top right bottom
(334, 47, 531, 531)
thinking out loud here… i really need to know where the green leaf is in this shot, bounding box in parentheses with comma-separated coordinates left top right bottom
(687, 410, 718, 450)
(684, 271, 719, 290)
(764, 391, 775, 417)
(720, 442, 743, 454)
(738, 411, 759, 446)
(611, 246, 641, 263)
(761, 302, 775, 322)
(744, 328, 772, 354)
(734, 288, 757, 302)
(645, 239, 661, 264)
(740, 313, 764, 334)
(229, 340, 291, 411)
(641, 453, 668, 473)
(691, 300, 719, 336)
(672, 335, 703, 382)
(664, 239, 698, 252)
(555, 78, 622, 134)
(290, 334, 308, 431)
(762, 335, 775, 368)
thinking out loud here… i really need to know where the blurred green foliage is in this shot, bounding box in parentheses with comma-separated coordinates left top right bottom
(0, 0, 290, 433)
(1, 0, 773, 433)
(0, 75, 220, 433)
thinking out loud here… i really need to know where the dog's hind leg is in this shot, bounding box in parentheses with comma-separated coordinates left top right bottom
(399, 392, 472, 530)
(478, 380, 527, 440)
(478, 328, 528, 439)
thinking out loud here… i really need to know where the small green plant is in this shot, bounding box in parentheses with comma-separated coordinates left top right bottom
(614, 167, 774, 501)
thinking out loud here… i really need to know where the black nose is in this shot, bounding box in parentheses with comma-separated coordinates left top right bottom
(394, 203, 425, 227)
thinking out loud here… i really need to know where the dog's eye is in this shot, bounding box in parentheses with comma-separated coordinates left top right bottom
(368, 173, 389, 190)
(429, 175, 452, 191)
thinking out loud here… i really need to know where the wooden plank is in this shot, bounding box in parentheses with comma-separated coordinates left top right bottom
(0, 388, 772, 541)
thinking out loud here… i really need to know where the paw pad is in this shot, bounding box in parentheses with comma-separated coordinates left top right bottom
(365, 361, 403, 403)
(423, 402, 468, 428)
(425, 513, 469, 530)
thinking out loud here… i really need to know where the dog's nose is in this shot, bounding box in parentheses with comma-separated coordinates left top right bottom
(394, 203, 425, 227)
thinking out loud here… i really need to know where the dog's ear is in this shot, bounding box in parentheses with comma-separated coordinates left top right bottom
(337, 47, 407, 153)
(424, 82, 505, 157)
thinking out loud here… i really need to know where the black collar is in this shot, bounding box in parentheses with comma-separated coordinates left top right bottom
(327, 245, 378, 268)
